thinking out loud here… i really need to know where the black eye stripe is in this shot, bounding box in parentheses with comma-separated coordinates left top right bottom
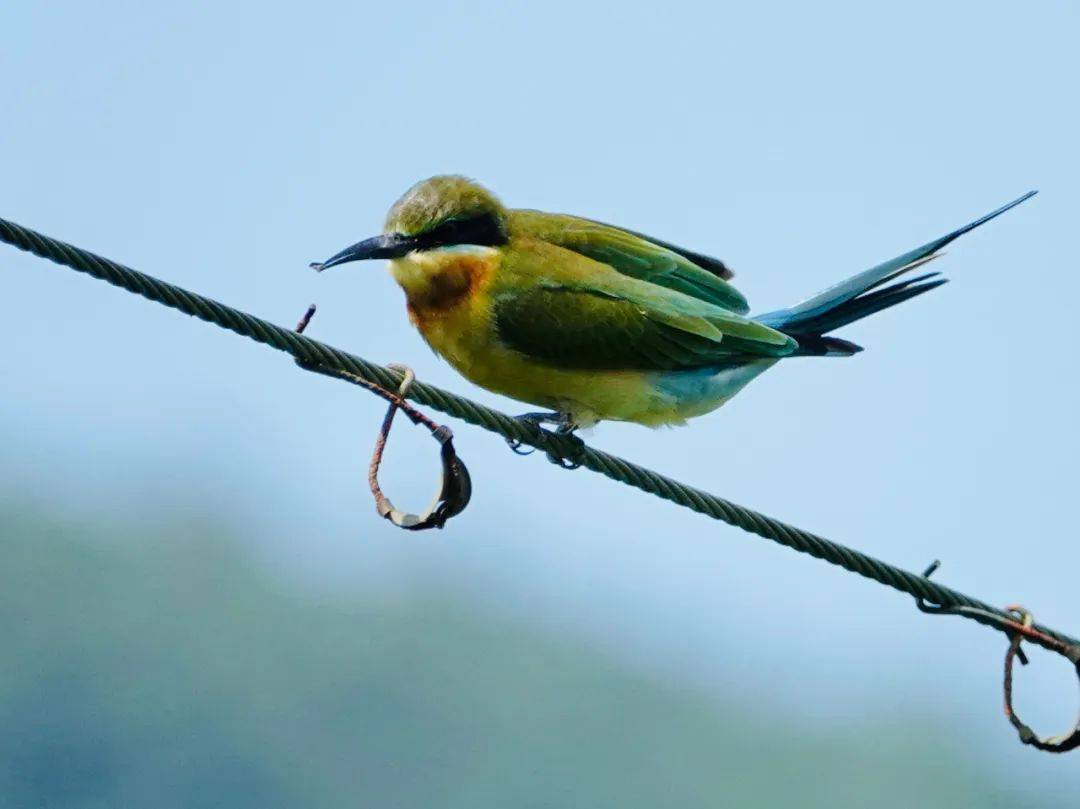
(415, 213, 507, 250)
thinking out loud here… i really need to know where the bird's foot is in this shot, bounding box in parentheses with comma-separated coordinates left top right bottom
(505, 411, 584, 469)
(505, 412, 561, 455)
(546, 430, 585, 469)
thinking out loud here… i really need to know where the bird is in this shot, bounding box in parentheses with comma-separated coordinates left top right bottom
(311, 176, 1035, 436)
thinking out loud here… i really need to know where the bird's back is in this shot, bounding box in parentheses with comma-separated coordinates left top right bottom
(507, 209, 752, 314)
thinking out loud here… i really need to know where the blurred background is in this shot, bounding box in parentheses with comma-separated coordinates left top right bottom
(1, 1, 1077, 806)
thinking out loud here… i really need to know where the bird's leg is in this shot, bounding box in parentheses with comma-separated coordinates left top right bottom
(506, 411, 585, 470)
(553, 416, 579, 435)
(550, 415, 585, 469)
(505, 411, 574, 456)
(506, 411, 560, 455)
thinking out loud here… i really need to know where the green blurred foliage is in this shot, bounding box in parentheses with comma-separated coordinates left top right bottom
(0, 508, 1041, 808)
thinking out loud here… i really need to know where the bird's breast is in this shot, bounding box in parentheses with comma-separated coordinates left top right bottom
(389, 247, 499, 361)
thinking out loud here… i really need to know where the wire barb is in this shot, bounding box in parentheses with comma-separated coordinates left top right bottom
(917, 560, 1028, 664)
(1, 213, 1077, 752)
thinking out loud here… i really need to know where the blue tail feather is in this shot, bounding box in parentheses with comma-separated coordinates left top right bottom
(756, 191, 1037, 356)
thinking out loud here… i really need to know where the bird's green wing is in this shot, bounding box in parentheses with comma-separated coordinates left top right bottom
(510, 209, 749, 314)
(490, 243, 794, 371)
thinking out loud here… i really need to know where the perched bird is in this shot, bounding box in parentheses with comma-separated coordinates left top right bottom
(311, 177, 1034, 432)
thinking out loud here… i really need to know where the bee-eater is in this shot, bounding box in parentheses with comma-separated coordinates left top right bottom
(312, 177, 1034, 431)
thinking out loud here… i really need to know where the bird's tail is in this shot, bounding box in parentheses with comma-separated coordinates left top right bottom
(755, 191, 1037, 356)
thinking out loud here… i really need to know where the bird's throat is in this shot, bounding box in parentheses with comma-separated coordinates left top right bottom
(390, 248, 497, 319)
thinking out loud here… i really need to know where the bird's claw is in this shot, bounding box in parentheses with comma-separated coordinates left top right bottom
(505, 412, 583, 467)
(505, 413, 548, 456)
(547, 453, 582, 470)
(545, 431, 585, 470)
(503, 412, 585, 469)
(506, 439, 535, 456)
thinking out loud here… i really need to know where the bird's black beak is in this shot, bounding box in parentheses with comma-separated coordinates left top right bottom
(309, 233, 417, 271)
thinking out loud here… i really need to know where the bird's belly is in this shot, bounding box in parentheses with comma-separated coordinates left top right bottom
(415, 306, 630, 421)
(646, 360, 778, 422)
(418, 303, 777, 426)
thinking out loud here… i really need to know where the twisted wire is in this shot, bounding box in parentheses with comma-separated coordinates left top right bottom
(2, 215, 1075, 653)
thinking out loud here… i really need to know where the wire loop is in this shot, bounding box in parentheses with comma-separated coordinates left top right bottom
(367, 364, 472, 530)
(293, 308, 471, 530)
(1002, 606, 1080, 753)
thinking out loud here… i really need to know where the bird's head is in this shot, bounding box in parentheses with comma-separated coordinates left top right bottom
(310, 175, 509, 271)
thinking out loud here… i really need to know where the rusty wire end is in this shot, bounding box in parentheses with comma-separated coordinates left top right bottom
(1002, 605, 1080, 753)
(290, 314, 471, 531)
(366, 363, 472, 530)
(914, 568, 1080, 751)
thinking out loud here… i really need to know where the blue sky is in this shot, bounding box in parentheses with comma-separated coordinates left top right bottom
(2, 0, 1078, 792)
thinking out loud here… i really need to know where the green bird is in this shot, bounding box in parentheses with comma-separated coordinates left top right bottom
(312, 177, 1035, 433)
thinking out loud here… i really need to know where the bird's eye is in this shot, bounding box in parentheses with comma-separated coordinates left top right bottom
(417, 212, 506, 250)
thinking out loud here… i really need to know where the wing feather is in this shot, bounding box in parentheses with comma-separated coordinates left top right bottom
(490, 242, 794, 372)
(510, 210, 750, 314)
